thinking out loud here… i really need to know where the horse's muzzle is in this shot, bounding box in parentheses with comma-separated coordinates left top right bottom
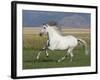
(39, 33, 43, 36)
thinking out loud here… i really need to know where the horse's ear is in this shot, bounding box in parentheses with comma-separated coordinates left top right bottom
(45, 24, 49, 27)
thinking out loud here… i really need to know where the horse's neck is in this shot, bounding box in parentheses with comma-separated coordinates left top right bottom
(48, 29, 61, 40)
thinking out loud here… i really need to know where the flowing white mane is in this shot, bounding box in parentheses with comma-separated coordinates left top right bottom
(47, 25, 62, 35)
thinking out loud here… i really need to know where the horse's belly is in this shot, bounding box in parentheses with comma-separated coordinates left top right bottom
(48, 46, 68, 50)
(56, 41, 69, 50)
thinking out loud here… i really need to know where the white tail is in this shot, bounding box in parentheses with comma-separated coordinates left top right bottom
(78, 38, 88, 55)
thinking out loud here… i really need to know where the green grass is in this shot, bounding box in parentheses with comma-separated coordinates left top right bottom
(23, 48, 90, 69)
(23, 28, 91, 69)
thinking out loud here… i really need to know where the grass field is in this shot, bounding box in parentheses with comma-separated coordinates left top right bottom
(23, 27, 91, 69)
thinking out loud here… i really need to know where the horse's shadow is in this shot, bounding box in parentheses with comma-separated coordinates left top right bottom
(33, 59, 56, 63)
(24, 58, 57, 63)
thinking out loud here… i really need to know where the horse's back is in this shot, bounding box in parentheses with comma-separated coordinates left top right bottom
(63, 35, 78, 47)
(52, 35, 78, 50)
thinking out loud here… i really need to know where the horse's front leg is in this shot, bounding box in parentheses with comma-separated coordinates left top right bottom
(45, 40, 50, 57)
(45, 49, 49, 57)
(36, 49, 42, 60)
(36, 40, 49, 60)
(36, 46, 46, 60)
(36, 48, 49, 60)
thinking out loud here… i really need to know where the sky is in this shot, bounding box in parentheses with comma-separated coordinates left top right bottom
(22, 10, 91, 28)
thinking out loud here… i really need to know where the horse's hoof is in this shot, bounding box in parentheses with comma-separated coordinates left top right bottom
(57, 60, 61, 63)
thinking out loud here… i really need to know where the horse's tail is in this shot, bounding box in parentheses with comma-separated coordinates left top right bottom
(78, 38, 88, 55)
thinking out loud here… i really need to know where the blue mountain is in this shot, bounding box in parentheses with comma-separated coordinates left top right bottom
(23, 10, 90, 28)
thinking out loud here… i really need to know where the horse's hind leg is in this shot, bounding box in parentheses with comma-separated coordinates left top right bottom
(57, 51, 68, 62)
(67, 47, 74, 62)
(57, 47, 74, 62)
(58, 55, 67, 62)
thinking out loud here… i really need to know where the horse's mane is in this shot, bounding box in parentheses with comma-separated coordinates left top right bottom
(49, 25, 62, 35)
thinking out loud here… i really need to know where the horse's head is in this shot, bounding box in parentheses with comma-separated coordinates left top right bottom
(39, 22, 61, 36)
(39, 24, 49, 36)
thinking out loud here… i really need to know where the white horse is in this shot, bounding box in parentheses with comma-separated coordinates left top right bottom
(36, 24, 88, 62)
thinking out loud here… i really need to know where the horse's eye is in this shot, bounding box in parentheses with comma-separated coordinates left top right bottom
(44, 27, 46, 29)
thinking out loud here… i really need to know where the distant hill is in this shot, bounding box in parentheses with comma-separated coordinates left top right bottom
(58, 14, 90, 28)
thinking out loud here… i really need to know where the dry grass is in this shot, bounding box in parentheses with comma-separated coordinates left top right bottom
(23, 27, 90, 34)
(23, 27, 90, 50)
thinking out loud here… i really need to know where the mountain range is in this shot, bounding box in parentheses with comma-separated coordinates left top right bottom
(23, 10, 90, 28)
